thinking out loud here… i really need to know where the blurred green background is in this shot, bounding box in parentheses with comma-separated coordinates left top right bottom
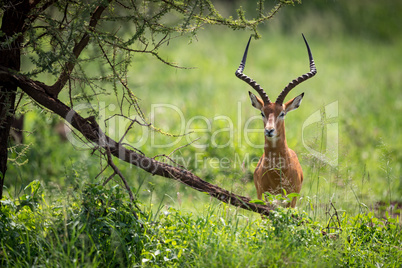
(7, 0, 402, 218)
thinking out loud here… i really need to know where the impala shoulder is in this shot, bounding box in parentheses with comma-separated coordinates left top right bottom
(287, 148, 296, 157)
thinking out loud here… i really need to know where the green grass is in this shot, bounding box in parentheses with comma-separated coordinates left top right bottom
(3, 2, 402, 266)
(1, 180, 401, 267)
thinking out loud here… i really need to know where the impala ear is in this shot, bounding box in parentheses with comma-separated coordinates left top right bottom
(285, 93, 304, 113)
(248, 91, 264, 110)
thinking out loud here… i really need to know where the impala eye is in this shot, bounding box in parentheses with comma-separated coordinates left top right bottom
(261, 112, 265, 118)
(279, 112, 286, 118)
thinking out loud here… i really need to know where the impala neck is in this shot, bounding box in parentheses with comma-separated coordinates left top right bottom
(264, 128, 289, 157)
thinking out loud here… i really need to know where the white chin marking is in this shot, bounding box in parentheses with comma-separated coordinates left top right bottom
(265, 135, 277, 141)
(265, 136, 278, 147)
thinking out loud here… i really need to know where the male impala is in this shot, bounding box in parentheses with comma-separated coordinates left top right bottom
(235, 34, 317, 207)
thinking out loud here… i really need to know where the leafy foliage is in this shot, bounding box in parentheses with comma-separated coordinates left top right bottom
(1, 181, 145, 266)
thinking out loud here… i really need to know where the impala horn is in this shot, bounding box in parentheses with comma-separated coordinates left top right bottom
(275, 34, 317, 105)
(235, 36, 271, 104)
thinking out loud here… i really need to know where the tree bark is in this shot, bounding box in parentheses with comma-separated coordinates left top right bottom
(0, 0, 31, 202)
(0, 0, 107, 201)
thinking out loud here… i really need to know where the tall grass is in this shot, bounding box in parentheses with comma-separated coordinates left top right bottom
(2, 180, 401, 267)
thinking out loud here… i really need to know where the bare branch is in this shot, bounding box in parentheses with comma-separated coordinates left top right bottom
(103, 171, 116, 186)
(2, 69, 276, 216)
(153, 138, 200, 169)
(104, 143, 139, 219)
(103, 39, 193, 69)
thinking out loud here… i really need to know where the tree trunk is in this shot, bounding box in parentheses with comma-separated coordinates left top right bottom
(0, 0, 31, 202)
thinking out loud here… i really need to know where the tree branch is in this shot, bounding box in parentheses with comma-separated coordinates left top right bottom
(1, 69, 275, 216)
(47, 0, 113, 98)
(103, 141, 139, 219)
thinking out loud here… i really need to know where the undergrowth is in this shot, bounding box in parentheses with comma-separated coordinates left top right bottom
(1, 180, 401, 267)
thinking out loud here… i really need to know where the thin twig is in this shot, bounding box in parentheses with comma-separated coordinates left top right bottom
(49, 0, 113, 97)
(95, 164, 110, 180)
(104, 144, 139, 219)
(153, 138, 200, 169)
(322, 201, 342, 236)
(102, 171, 116, 186)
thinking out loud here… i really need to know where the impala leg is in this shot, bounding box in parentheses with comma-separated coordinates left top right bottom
(289, 196, 297, 208)
(254, 157, 264, 201)
(287, 185, 299, 208)
(254, 181, 263, 201)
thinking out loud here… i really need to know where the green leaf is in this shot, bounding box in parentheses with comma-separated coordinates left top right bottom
(249, 199, 266, 205)
(287, 193, 300, 198)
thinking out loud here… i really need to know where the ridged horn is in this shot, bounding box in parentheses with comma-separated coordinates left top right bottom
(275, 34, 317, 105)
(235, 36, 271, 104)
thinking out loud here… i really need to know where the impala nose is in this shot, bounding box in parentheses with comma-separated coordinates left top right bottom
(265, 128, 276, 137)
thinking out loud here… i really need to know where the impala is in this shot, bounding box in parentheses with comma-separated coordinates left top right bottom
(235, 34, 317, 207)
